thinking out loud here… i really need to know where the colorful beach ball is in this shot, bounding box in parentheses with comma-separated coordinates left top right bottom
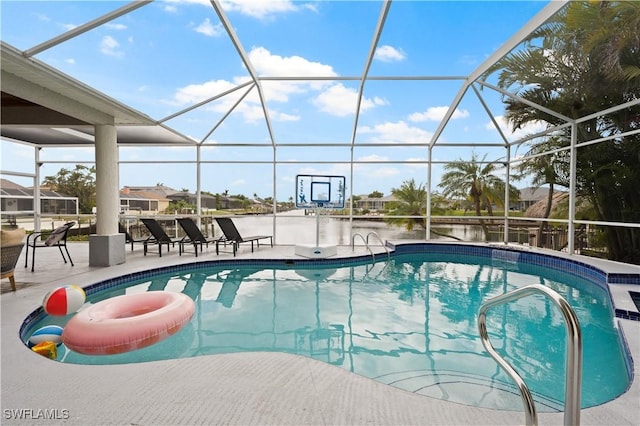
(42, 285, 86, 316)
(28, 325, 64, 347)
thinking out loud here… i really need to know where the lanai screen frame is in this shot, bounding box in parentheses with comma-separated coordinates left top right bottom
(2, 0, 639, 255)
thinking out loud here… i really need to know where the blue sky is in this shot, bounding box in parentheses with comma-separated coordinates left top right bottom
(1, 1, 550, 200)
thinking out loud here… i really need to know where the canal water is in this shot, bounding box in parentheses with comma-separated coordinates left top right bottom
(222, 210, 487, 246)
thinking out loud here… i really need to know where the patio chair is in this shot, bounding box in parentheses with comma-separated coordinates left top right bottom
(119, 223, 147, 251)
(1, 228, 25, 291)
(214, 217, 272, 257)
(177, 218, 219, 257)
(25, 222, 75, 272)
(140, 218, 180, 257)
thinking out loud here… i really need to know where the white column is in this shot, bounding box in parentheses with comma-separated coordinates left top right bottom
(568, 122, 577, 254)
(95, 124, 119, 235)
(426, 147, 432, 240)
(90, 123, 125, 266)
(504, 146, 511, 244)
(34, 146, 42, 231)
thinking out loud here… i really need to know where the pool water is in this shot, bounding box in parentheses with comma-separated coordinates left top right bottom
(25, 253, 630, 411)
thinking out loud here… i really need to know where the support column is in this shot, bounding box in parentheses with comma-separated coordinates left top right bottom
(34, 147, 42, 232)
(89, 123, 125, 266)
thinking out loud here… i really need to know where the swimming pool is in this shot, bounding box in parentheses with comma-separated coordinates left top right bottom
(21, 244, 633, 412)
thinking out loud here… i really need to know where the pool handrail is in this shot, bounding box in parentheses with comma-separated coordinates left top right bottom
(351, 232, 375, 263)
(365, 232, 390, 262)
(477, 284, 583, 426)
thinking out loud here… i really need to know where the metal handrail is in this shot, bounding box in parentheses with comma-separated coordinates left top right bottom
(477, 284, 582, 426)
(366, 232, 390, 262)
(351, 232, 375, 262)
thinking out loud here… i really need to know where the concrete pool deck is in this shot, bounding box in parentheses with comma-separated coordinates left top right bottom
(1, 241, 638, 425)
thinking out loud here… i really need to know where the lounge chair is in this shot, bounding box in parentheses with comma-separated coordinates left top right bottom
(119, 223, 147, 251)
(140, 218, 180, 257)
(177, 218, 219, 257)
(24, 222, 75, 272)
(214, 217, 272, 257)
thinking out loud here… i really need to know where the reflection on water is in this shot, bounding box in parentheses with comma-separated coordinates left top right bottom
(30, 253, 629, 411)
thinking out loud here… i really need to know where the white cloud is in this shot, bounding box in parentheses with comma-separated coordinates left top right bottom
(358, 120, 433, 144)
(357, 154, 389, 162)
(353, 158, 400, 178)
(374, 45, 406, 62)
(247, 47, 338, 105)
(273, 111, 299, 122)
(312, 84, 387, 117)
(169, 79, 295, 123)
(220, 0, 298, 19)
(194, 18, 223, 37)
(172, 80, 238, 105)
(488, 116, 547, 141)
(409, 106, 469, 122)
(34, 13, 51, 22)
(106, 23, 127, 30)
(170, 48, 384, 122)
(249, 46, 336, 78)
(64, 58, 75, 65)
(100, 36, 123, 57)
(164, 0, 302, 19)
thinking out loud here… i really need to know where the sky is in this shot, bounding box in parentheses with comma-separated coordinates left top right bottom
(1, 0, 551, 201)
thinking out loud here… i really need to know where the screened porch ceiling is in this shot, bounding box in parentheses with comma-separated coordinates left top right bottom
(0, 0, 571, 151)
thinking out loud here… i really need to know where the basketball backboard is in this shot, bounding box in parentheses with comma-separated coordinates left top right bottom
(295, 175, 346, 209)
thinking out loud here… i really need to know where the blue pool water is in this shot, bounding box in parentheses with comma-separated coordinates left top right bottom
(23, 251, 631, 411)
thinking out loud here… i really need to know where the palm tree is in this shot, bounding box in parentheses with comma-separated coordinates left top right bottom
(439, 153, 517, 237)
(438, 153, 501, 215)
(385, 179, 427, 231)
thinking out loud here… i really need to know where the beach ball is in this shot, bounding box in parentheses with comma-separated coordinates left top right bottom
(43, 285, 86, 316)
(28, 325, 63, 347)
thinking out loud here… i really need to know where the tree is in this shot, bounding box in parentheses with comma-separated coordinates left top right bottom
(164, 199, 196, 214)
(42, 165, 96, 214)
(439, 153, 509, 216)
(439, 153, 518, 237)
(386, 179, 427, 231)
(490, 1, 640, 262)
(368, 190, 384, 198)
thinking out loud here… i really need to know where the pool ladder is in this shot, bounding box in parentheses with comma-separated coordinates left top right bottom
(478, 284, 583, 426)
(351, 232, 390, 264)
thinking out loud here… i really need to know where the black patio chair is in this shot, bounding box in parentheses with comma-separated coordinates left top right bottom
(177, 218, 219, 257)
(214, 217, 272, 257)
(25, 221, 75, 272)
(140, 218, 180, 257)
(119, 222, 147, 251)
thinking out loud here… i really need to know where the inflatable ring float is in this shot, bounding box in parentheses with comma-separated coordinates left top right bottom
(62, 291, 195, 355)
